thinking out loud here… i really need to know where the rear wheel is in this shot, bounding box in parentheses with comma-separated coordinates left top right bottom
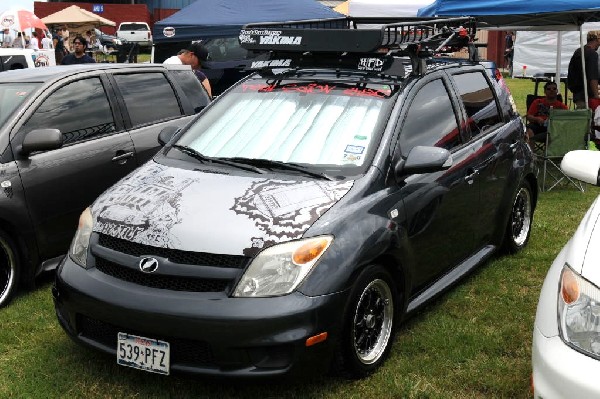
(503, 180, 533, 253)
(0, 232, 19, 308)
(334, 265, 397, 379)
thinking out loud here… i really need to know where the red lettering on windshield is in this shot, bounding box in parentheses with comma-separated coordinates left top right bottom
(343, 87, 388, 98)
(281, 83, 335, 93)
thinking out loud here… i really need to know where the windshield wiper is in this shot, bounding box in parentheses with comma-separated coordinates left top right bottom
(171, 145, 264, 174)
(226, 157, 333, 181)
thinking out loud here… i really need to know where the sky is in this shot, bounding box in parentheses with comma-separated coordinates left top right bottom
(1, 0, 45, 13)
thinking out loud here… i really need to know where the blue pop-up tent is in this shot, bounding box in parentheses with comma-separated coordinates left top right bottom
(418, 0, 600, 106)
(153, 0, 343, 43)
(418, 0, 600, 29)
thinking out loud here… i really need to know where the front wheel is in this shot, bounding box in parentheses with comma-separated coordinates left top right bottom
(0, 231, 19, 308)
(503, 180, 533, 253)
(334, 265, 397, 379)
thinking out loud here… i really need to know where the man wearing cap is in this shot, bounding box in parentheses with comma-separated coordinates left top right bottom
(568, 30, 600, 108)
(164, 42, 212, 97)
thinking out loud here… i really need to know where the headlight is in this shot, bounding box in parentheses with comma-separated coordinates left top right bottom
(114, 39, 122, 45)
(233, 236, 333, 297)
(69, 207, 93, 268)
(558, 264, 600, 358)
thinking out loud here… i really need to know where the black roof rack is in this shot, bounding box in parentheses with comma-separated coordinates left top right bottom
(239, 17, 479, 77)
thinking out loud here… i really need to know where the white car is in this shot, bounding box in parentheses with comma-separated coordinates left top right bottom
(532, 150, 600, 398)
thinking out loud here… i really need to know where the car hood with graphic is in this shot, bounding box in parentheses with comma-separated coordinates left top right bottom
(91, 161, 354, 257)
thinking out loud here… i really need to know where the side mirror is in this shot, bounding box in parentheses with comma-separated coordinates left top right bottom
(561, 150, 600, 185)
(395, 146, 452, 177)
(20, 129, 63, 156)
(158, 126, 180, 146)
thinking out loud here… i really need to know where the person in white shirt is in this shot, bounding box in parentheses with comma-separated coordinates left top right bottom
(30, 32, 39, 50)
(41, 32, 52, 49)
(1, 29, 11, 48)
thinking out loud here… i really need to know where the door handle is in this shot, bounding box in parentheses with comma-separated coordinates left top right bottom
(112, 151, 134, 164)
(464, 168, 479, 184)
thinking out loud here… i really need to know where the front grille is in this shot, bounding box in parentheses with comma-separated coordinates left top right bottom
(98, 233, 250, 269)
(78, 315, 214, 366)
(95, 257, 230, 292)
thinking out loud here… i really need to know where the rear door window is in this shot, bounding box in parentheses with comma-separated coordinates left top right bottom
(452, 71, 502, 137)
(113, 72, 182, 127)
(119, 23, 149, 31)
(20, 77, 117, 145)
(0, 55, 29, 71)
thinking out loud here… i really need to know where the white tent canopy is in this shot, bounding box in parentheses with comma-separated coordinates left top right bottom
(334, 0, 434, 17)
(513, 24, 600, 78)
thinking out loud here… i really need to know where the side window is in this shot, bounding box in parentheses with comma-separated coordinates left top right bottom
(20, 77, 116, 145)
(170, 70, 211, 113)
(400, 79, 460, 155)
(452, 72, 501, 136)
(114, 73, 182, 127)
(1, 55, 28, 71)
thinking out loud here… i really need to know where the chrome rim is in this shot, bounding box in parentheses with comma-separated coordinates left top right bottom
(511, 186, 532, 247)
(352, 278, 394, 365)
(0, 237, 15, 305)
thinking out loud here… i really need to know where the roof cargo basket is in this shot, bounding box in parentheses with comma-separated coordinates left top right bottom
(239, 17, 478, 76)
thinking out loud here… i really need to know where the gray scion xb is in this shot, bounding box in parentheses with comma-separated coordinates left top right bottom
(54, 17, 536, 379)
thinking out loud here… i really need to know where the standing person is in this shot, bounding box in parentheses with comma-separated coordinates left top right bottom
(526, 81, 569, 147)
(61, 36, 96, 65)
(504, 31, 514, 75)
(163, 42, 212, 97)
(568, 30, 600, 108)
(30, 32, 39, 50)
(41, 32, 52, 49)
(12, 32, 23, 48)
(62, 25, 71, 53)
(1, 29, 12, 48)
(53, 28, 66, 64)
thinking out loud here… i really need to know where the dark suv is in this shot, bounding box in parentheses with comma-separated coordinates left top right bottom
(54, 18, 537, 379)
(0, 63, 210, 307)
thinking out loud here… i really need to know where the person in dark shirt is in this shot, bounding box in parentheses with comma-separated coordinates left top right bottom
(53, 27, 66, 64)
(61, 36, 96, 65)
(568, 30, 600, 108)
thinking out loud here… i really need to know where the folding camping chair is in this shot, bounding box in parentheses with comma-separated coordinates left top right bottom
(540, 108, 591, 192)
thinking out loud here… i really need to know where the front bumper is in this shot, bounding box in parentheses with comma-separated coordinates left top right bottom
(53, 255, 349, 377)
(532, 325, 600, 398)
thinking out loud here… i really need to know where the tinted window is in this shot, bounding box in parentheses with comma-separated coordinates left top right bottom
(1, 55, 28, 71)
(20, 78, 116, 145)
(119, 24, 149, 31)
(114, 73, 182, 127)
(170, 70, 210, 113)
(203, 37, 249, 62)
(400, 79, 460, 154)
(452, 72, 501, 136)
(0, 83, 39, 127)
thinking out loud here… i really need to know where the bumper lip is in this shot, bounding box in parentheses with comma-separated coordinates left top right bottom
(532, 324, 600, 398)
(54, 255, 349, 377)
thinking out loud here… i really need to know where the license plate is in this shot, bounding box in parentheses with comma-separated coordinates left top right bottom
(117, 332, 170, 375)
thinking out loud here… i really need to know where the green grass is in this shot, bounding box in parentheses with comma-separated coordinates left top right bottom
(1, 78, 595, 398)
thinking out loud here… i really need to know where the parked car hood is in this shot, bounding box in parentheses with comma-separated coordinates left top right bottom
(563, 196, 600, 283)
(91, 161, 354, 257)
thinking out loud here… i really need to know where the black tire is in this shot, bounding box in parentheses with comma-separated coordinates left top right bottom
(334, 265, 397, 379)
(503, 180, 533, 254)
(0, 231, 20, 308)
